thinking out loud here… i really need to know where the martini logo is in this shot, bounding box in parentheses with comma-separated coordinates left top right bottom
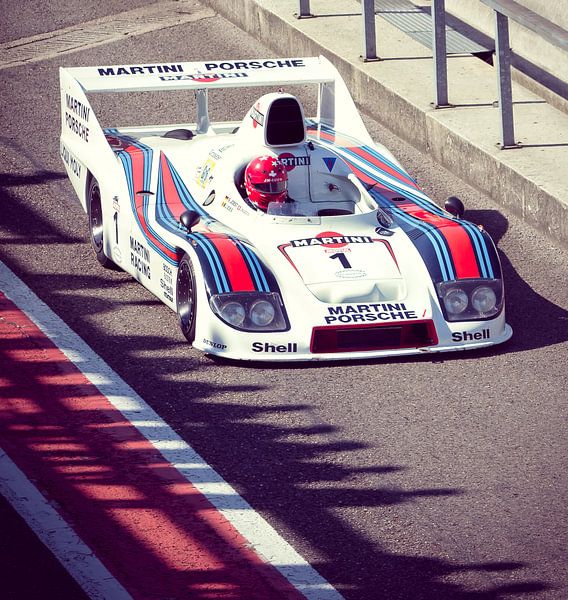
(290, 231, 373, 248)
(159, 72, 249, 82)
(278, 153, 310, 171)
(98, 64, 183, 76)
(323, 157, 337, 172)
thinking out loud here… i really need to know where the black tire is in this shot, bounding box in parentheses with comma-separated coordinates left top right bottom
(87, 176, 117, 269)
(176, 254, 197, 344)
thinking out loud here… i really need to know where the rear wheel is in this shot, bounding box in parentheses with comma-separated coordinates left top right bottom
(87, 176, 116, 269)
(176, 254, 197, 344)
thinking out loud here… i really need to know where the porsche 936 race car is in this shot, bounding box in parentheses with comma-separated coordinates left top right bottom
(59, 56, 512, 361)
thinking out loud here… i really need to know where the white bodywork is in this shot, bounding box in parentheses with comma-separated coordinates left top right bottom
(60, 56, 512, 361)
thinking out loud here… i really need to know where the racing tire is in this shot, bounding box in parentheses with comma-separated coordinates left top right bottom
(176, 254, 197, 344)
(87, 176, 117, 269)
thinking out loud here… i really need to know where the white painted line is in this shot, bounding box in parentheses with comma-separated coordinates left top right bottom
(0, 260, 343, 600)
(0, 1, 214, 70)
(0, 449, 133, 600)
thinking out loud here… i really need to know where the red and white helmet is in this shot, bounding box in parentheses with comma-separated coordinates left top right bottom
(244, 156, 288, 211)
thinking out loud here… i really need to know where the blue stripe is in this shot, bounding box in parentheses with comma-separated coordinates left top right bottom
(237, 241, 270, 292)
(169, 162, 207, 217)
(316, 123, 416, 184)
(331, 143, 456, 281)
(192, 233, 230, 293)
(316, 126, 496, 281)
(154, 169, 227, 293)
(117, 142, 177, 265)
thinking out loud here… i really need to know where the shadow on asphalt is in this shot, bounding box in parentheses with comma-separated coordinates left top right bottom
(0, 172, 556, 598)
(466, 208, 568, 356)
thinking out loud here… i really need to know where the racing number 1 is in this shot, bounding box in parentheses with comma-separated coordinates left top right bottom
(113, 211, 119, 244)
(330, 252, 351, 269)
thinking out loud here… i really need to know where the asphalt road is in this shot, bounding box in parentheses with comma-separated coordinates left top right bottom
(1, 1, 567, 598)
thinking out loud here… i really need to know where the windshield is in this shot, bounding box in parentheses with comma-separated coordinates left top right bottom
(266, 200, 356, 218)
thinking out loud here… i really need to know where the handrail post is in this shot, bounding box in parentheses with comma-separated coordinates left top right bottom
(432, 0, 450, 107)
(361, 0, 379, 61)
(296, 0, 312, 19)
(494, 11, 518, 148)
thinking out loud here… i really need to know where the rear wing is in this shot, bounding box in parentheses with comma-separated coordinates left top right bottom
(60, 56, 372, 142)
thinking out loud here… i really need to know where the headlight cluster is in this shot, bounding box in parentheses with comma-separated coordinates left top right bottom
(437, 279, 503, 322)
(210, 292, 289, 331)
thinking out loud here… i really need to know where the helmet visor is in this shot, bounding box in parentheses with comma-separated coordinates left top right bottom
(254, 180, 287, 194)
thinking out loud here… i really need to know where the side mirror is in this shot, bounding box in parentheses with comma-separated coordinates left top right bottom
(445, 196, 465, 219)
(180, 210, 200, 232)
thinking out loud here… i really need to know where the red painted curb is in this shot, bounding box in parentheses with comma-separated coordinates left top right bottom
(0, 293, 305, 599)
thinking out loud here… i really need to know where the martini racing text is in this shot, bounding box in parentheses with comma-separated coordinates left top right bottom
(325, 303, 418, 324)
(130, 237, 151, 280)
(65, 94, 90, 142)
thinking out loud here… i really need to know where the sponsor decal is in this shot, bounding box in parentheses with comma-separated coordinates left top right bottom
(335, 270, 367, 279)
(252, 342, 298, 353)
(160, 263, 173, 302)
(130, 236, 151, 280)
(278, 153, 310, 171)
(60, 142, 82, 178)
(203, 338, 227, 350)
(221, 196, 250, 216)
(452, 329, 491, 342)
(290, 231, 373, 248)
(204, 59, 305, 71)
(65, 94, 90, 121)
(160, 72, 248, 82)
(375, 227, 394, 237)
(98, 64, 183, 76)
(322, 157, 337, 172)
(64, 94, 90, 142)
(251, 104, 264, 128)
(196, 158, 215, 188)
(325, 303, 418, 325)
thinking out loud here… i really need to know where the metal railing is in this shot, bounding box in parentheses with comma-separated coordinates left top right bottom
(296, 0, 378, 61)
(296, 0, 568, 149)
(480, 0, 568, 148)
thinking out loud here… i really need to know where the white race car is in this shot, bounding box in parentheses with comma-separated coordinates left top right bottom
(59, 56, 512, 361)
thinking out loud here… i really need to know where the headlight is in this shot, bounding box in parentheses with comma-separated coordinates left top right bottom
(210, 292, 289, 331)
(250, 300, 276, 326)
(219, 301, 246, 327)
(437, 279, 503, 322)
(443, 288, 468, 315)
(471, 286, 497, 314)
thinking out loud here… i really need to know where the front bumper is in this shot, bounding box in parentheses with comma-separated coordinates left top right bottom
(193, 315, 513, 362)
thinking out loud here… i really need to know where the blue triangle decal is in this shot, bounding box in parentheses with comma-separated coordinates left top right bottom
(323, 157, 337, 172)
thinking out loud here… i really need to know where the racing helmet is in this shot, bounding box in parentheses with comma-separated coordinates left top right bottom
(244, 155, 288, 211)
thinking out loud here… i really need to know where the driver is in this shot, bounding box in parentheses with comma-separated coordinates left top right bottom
(244, 155, 290, 211)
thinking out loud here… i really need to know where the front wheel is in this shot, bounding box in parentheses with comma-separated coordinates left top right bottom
(87, 176, 117, 269)
(176, 254, 197, 344)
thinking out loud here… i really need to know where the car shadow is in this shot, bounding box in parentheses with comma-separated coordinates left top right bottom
(0, 169, 557, 598)
(465, 209, 568, 355)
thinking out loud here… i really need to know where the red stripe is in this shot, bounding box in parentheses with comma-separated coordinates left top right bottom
(0, 294, 303, 599)
(206, 235, 256, 291)
(398, 201, 480, 278)
(308, 128, 417, 188)
(126, 147, 178, 262)
(350, 147, 417, 189)
(159, 152, 188, 220)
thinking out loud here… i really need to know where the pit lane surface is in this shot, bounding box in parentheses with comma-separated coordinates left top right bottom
(1, 1, 568, 598)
